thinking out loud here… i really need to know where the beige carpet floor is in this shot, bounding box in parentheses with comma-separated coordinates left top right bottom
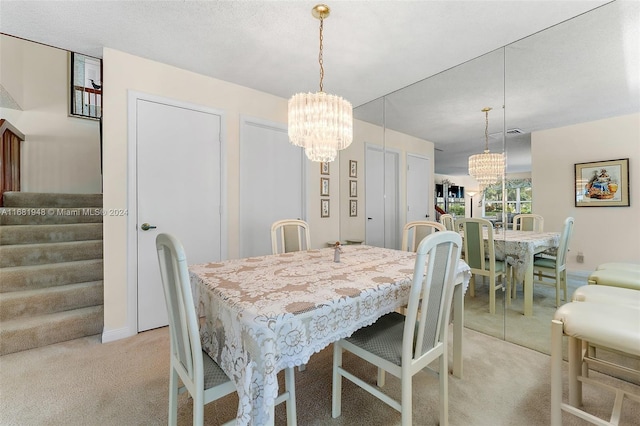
(1, 325, 639, 425)
(463, 272, 589, 354)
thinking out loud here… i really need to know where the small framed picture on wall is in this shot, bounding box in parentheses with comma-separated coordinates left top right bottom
(321, 162, 330, 175)
(349, 200, 357, 217)
(321, 199, 330, 218)
(349, 160, 357, 178)
(349, 180, 357, 197)
(320, 177, 330, 196)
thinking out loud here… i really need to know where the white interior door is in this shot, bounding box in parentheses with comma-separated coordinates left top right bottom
(365, 145, 399, 248)
(136, 98, 223, 332)
(406, 154, 432, 223)
(239, 117, 305, 258)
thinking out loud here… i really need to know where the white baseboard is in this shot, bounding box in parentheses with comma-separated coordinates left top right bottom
(101, 326, 136, 343)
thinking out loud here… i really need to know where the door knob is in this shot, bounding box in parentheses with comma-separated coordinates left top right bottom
(367, 217, 373, 220)
(141, 223, 157, 231)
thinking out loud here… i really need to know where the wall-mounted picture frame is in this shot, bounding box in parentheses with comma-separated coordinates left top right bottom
(320, 162, 330, 175)
(320, 177, 330, 196)
(349, 180, 357, 197)
(349, 160, 357, 178)
(70, 52, 102, 119)
(575, 158, 629, 207)
(349, 199, 358, 217)
(321, 199, 330, 218)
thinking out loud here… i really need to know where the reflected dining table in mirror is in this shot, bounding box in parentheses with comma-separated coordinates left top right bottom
(189, 244, 471, 426)
(491, 230, 561, 316)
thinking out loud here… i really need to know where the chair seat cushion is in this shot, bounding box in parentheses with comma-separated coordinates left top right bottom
(476, 259, 507, 273)
(345, 312, 405, 366)
(533, 257, 556, 269)
(554, 302, 640, 356)
(572, 285, 640, 307)
(596, 262, 640, 272)
(588, 269, 640, 290)
(494, 260, 507, 273)
(202, 350, 232, 389)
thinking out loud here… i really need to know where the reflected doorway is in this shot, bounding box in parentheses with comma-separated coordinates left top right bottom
(365, 144, 399, 248)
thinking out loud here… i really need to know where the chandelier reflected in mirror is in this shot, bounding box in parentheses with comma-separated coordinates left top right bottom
(468, 107, 505, 189)
(288, 4, 353, 163)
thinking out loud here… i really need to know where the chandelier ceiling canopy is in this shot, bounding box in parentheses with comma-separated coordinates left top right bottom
(288, 4, 353, 163)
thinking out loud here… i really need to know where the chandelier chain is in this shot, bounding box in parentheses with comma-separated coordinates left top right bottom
(484, 107, 491, 151)
(318, 17, 324, 92)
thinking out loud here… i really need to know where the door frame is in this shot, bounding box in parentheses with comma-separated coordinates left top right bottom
(125, 91, 227, 337)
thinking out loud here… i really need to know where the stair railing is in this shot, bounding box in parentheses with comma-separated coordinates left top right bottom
(0, 119, 25, 206)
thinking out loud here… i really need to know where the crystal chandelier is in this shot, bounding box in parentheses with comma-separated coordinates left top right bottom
(288, 4, 353, 163)
(468, 107, 505, 189)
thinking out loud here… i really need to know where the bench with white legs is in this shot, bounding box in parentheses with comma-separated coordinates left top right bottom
(595, 262, 640, 272)
(587, 269, 640, 290)
(551, 292, 640, 425)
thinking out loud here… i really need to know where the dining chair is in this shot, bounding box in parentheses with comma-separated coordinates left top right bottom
(332, 231, 462, 426)
(400, 220, 445, 252)
(156, 233, 297, 426)
(531, 217, 574, 307)
(456, 218, 508, 315)
(512, 213, 544, 232)
(439, 214, 455, 231)
(271, 219, 311, 254)
(271, 219, 312, 372)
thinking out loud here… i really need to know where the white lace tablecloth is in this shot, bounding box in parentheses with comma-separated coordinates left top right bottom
(492, 230, 560, 283)
(189, 245, 470, 426)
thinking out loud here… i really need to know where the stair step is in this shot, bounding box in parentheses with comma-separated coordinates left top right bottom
(0, 240, 103, 267)
(2, 192, 102, 208)
(0, 306, 103, 356)
(0, 207, 104, 225)
(0, 259, 103, 292)
(0, 223, 102, 245)
(0, 281, 103, 321)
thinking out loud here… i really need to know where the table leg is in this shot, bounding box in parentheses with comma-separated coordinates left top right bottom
(524, 255, 534, 316)
(452, 282, 463, 378)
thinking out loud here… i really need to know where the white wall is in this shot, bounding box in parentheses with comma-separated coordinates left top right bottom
(339, 121, 434, 243)
(0, 35, 101, 193)
(532, 113, 640, 273)
(102, 48, 343, 335)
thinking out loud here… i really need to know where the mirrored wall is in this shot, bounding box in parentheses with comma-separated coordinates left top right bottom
(342, 1, 639, 354)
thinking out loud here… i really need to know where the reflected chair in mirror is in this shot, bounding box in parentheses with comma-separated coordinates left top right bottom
(439, 214, 455, 231)
(400, 220, 445, 252)
(531, 217, 574, 307)
(332, 231, 462, 426)
(271, 219, 311, 254)
(512, 213, 544, 232)
(156, 233, 297, 426)
(456, 218, 508, 315)
(270, 219, 312, 372)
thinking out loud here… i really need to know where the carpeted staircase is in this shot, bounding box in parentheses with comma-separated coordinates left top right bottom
(0, 192, 104, 356)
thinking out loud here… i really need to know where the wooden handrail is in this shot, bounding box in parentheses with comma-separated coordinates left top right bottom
(0, 119, 25, 141)
(73, 85, 101, 95)
(1, 119, 25, 206)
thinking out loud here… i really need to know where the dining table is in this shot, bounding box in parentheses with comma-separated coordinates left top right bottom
(490, 230, 561, 316)
(189, 244, 471, 426)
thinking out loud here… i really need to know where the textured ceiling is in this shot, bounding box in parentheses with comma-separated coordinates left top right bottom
(1, 1, 638, 174)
